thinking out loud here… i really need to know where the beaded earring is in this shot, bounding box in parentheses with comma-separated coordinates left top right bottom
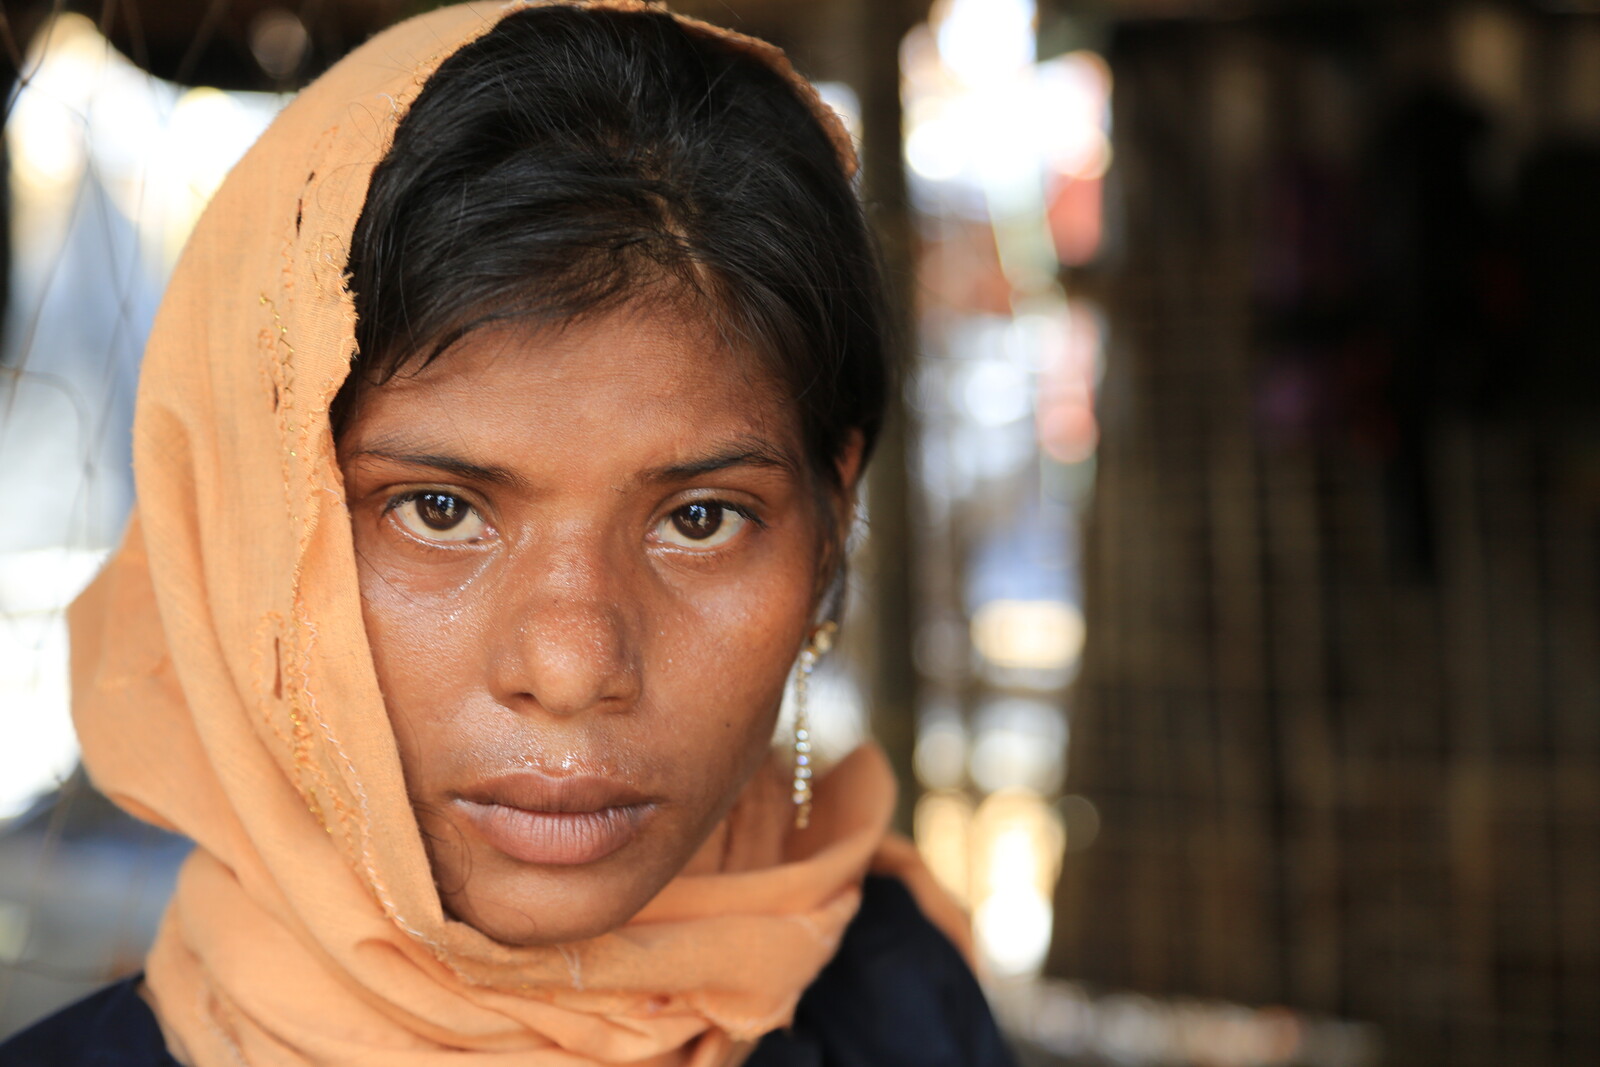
(791, 621, 837, 830)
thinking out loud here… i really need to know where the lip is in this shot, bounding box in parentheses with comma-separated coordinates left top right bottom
(456, 772, 657, 866)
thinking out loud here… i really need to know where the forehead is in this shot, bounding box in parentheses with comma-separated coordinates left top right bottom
(341, 302, 800, 465)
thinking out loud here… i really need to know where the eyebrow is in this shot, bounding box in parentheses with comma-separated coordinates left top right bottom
(640, 441, 801, 484)
(344, 438, 800, 490)
(345, 448, 532, 491)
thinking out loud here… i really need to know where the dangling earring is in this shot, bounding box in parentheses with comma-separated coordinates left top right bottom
(792, 622, 837, 830)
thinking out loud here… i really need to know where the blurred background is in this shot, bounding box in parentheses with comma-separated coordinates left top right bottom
(0, 1, 1596, 1064)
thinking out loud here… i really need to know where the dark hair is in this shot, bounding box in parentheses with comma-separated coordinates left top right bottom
(334, 3, 891, 490)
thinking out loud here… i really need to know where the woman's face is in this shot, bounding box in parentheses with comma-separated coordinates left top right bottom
(339, 302, 854, 946)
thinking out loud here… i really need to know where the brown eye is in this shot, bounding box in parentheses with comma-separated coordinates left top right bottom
(418, 492, 465, 529)
(674, 503, 720, 540)
(654, 502, 746, 550)
(391, 491, 487, 543)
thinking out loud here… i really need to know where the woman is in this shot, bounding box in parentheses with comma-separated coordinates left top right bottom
(1, 2, 1014, 1064)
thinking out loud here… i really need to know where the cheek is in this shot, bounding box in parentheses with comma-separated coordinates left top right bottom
(649, 551, 817, 774)
(352, 549, 488, 784)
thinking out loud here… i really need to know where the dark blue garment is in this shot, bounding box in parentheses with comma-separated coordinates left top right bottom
(1, 876, 1014, 1066)
(748, 875, 1016, 1067)
(0, 977, 178, 1067)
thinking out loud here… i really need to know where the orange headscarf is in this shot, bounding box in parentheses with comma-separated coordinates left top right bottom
(67, 4, 908, 1064)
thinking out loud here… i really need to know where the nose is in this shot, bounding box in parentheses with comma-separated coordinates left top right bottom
(488, 538, 641, 718)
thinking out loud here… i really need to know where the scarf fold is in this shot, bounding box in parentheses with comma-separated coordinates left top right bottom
(68, 4, 908, 1064)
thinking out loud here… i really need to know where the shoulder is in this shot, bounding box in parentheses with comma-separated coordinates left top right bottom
(0, 976, 178, 1067)
(748, 875, 1018, 1067)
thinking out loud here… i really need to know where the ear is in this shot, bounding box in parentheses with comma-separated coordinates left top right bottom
(812, 430, 866, 617)
(834, 430, 866, 499)
(829, 430, 866, 537)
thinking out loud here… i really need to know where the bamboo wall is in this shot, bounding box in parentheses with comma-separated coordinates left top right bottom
(1047, 5, 1600, 1065)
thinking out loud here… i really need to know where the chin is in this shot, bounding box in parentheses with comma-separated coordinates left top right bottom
(438, 855, 672, 947)
(450, 903, 619, 947)
(443, 889, 631, 946)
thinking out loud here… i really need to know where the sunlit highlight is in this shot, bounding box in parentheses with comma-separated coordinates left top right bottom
(906, 0, 1110, 1003)
(2, 16, 283, 823)
(970, 598, 1085, 673)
